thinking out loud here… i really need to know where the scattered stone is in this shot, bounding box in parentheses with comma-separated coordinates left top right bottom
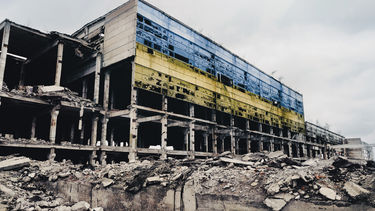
(146, 176, 163, 184)
(91, 207, 104, 211)
(267, 151, 286, 159)
(71, 201, 90, 211)
(101, 178, 114, 188)
(273, 193, 294, 202)
(54, 206, 72, 211)
(319, 187, 338, 200)
(219, 157, 254, 166)
(250, 182, 258, 187)
(58, 172, 70, 178)
(264, 198, 286, 211)
(267, 183, 280, 195)
(343, 182, 370, 199)
(0, 184, 15, 197)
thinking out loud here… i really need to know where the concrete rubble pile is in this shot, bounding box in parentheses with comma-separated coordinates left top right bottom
(3, 85, 97, 108)
(0, 151, 374, 210)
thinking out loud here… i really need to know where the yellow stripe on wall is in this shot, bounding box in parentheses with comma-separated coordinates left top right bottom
(134, 43, 305, 132)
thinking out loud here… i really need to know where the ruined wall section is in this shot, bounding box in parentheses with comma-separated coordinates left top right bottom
(102, 0, 138, 67)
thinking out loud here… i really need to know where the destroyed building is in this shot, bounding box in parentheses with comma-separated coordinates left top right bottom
(0, 0, 346, 164)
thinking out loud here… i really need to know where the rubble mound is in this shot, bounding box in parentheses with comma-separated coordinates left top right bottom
(0, 151, 374, 210)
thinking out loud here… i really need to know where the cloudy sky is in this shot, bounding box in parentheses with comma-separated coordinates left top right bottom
(1, 0, 374, 144)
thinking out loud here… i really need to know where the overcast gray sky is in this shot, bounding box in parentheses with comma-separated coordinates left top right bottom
(1, 0, 374, 144)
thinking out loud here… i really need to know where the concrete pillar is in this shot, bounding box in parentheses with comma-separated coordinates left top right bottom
(160, 96, 168, 160)
(0, 22, 10, 89)
(80, 117, 85, 145)
(109, 127, 115, 146)
(54, 43, 64, 86)
(101, 117, 108, 145)
(203, 133, 209, 152)
(303, 144, 308, 158)
(323, 145, 328, 159)
(30, 116, 37, 139)
(230, 116, 235, 154)
(49, 109, 60, 144)
(91, 116, 98, 146)
(270, 127, 274, 135)
(18, 63, 26, 87)
(184, 129, 189, 151)
(270, 138, 274, 152)
(188, 104, 195, 159)
(211, 127, 217, 154)
(221, 138, 225, 153)
(82, 79, 88, 98)
(103, 71, 110, 110)
(93, 53, 101, 104)
(259, 140, 263, 152)
(48, 108, 59, 161)
(280, 140, 284, 153)
(70, 123, 75, 144)
(128, 87, 138, 162)
(258, 123, 263, 132)
(245, 120, 251, 153)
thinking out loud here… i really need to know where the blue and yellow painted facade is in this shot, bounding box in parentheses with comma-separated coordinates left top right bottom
(133, 0, 305, 132)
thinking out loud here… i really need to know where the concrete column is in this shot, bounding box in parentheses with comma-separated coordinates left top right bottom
(188, 104, 195, 159)
(80, 117, 85, 145)
(270, 127, 274, 135)
(19, 63, 26, 87)
(93, 53, 101, 104)
(160, 96, 168, 160)
(259, 137, 264, 152)
(0, 23, 10, 90)
(323, 145, 328, 159)
(203, 133, 209, 152)
(235, 139, 239, 154)
(128, 88, 138, 162)
(246, 120, 251, 153)
(109, 127, 115, 146)
(30, 116, 37, 139)
(91, 116, 98, 146)
(258, 123, 263, 133)
(184, 129, 189, 151)
(211, 127, 217, 154)
(280, 140, 284, 152)
(101, 117, 108, 145)
(82, 79, 88, 99)
(54, 43, 64, 86)
(221, 138, 225, 153)
(0, 22, 10, 89)
(49, 109, 60, 144)
(70, 123, 75, 144)
(270, 138, 274, 152)
(230, 116, 235, 154)
(303, 144, 308, 158)
(103, 71, 110, 110)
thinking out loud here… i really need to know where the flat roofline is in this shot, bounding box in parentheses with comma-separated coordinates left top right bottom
(305, 121, 345, 138)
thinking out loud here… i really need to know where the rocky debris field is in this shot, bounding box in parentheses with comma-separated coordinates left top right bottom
(0, 151, 374, 211)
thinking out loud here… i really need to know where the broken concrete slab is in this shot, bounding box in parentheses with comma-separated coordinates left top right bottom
(264, 198, 286, 211)
(343, 181, 370, 199)
(319, 187, 338, 200)
(38, 85, 65, 93)
(273, 193, 294, 202)
(219, 157, 254, 166)
(267, 183, 280, 195)
(0, 157, 30, 171)
(71, 201, 90, 211)
(0, 184, 15, 197)
(267, 151, 286, 159)
(101, 178, 114, 188)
